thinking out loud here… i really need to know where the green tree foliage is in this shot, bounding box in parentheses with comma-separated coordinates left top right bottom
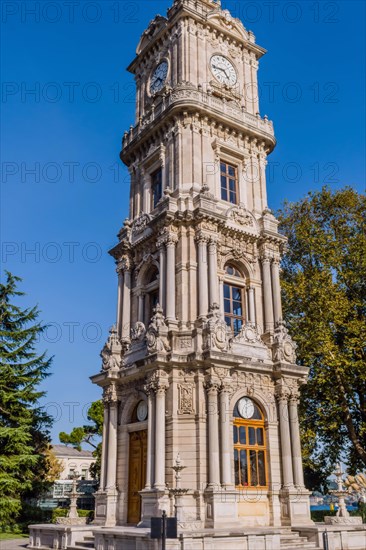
(59, 400, 103, 481)
(278, 187, 366, 490)
(0, 272, 53, 528)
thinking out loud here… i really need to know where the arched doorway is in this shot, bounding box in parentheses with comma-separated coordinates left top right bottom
(127, 401, 148, 524)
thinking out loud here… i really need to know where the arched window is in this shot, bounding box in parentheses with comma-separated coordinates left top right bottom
(143, 266, 159, 324)
(233, 397, 267, 488)
(151, 169, 163, 209)
(224, 264, 245, 335)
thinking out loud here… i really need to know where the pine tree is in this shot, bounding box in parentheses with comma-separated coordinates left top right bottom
(0, 272, 53, 528)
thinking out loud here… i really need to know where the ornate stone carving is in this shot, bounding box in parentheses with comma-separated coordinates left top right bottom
(158, 226, 179, 248)
(132, 213, 151, 235)
(230, 371, 276, 409)
(178, 383, 194, 414)
(179, 337, 192, 349)
(230, 206, 254, 227)
(202, 303, 232, 352)
(213, 367, 229, 380)
(131, 322, 146, 343)
(146, 305, 171, 354)
(272, 321, 297, 364)
(103, 382, 118, 404)
(100, 325, 121, 372)
(147, 368, 169, 392)
(233, 323, 262, 345)
(120, 254, 132, 272)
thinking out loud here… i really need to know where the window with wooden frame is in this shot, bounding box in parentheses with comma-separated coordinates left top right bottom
(220, 161, 238, 204)
(151, 169, 163, 209)
(224, 264, 245, 335)
(233, 398, 267, 488)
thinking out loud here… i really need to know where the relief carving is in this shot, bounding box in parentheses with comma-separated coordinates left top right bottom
(146, 305, 171, 354)
(230, 206, 254, 227)
(132, 213, 151, 235)
(178, 383, 194, 414)
(272, 321, 297, 364)
(100, 325, 122, 372)
(202, 303, 232, 353)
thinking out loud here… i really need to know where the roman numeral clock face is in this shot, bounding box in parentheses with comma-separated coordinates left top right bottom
(210, 55, 237, 87)
(149, 61, 168, 95)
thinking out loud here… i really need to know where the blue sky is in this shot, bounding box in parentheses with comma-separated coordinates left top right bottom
(1, 0, 365, 442)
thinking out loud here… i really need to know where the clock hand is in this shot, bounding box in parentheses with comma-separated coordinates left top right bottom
(212, 64, 225, 72)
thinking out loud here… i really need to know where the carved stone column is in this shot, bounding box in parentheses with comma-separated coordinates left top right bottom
(141, 168, 150, 213)
(145, 388, 155, 489)
(196, 234, 209, 319)
(165, 234, 178, 322)
(219, 277, 224, 317)
(116, 267, 124, 338)
(277, 391, 294, 489)
(206, 382, 220, 487)
(261, 257, 274, 332)
(219, 385, 233, 487)
(105, 385, 119, 491)
(121, 256, 132, 342)
(247, 287, 256, 324)
(289, 393, 305, 487)
(154, 379, 168, 490)
(99, 401, 109, 491)
(137, 291, 144, 324)
(157, 240, 166, 314)
(208, 237, 219, 308)
(271, 258, 283, 325)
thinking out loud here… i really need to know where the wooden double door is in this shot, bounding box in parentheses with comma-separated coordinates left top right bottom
(127, 430, 147, 524)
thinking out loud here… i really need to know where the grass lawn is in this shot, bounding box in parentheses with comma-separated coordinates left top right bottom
(0, 533, 28, 540)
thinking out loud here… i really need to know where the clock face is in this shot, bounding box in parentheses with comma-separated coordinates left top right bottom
(150, 61, 168, 94)
(136, 400, 148, 422)
(210, 55, 237, 86)
(237, 397, 255, 419)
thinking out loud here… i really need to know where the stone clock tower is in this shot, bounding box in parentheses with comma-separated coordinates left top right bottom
(91, 0, 314, 547)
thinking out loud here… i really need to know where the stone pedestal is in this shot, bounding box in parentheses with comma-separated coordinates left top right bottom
(204, 487, 239, 528)
(279, 487, 313, 526)
(139, 488, 169, 527)
(93, 488, 118, 527)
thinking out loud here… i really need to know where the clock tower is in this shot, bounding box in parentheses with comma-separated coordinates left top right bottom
(91, 0, 313, 546)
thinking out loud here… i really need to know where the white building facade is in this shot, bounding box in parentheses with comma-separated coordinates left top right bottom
(91, 0, 313, 543)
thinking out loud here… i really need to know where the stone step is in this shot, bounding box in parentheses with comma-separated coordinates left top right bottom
(280, 533, 320, 549)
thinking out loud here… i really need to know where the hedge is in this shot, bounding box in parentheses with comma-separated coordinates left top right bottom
(51, 509, 94, 523)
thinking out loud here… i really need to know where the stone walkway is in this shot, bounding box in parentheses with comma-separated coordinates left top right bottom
(0, 539, 28, 550)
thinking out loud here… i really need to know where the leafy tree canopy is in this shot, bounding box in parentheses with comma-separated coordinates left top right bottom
(59, 400, 103, 481)
(278, 187, 366, 490)
(0, 272, 53, 527)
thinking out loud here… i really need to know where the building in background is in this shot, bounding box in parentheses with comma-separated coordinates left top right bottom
(36, 445, 97, 510)
(52, 445, 95, 481)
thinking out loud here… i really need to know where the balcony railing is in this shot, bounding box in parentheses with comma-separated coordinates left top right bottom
(122, 84, 274, 150)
